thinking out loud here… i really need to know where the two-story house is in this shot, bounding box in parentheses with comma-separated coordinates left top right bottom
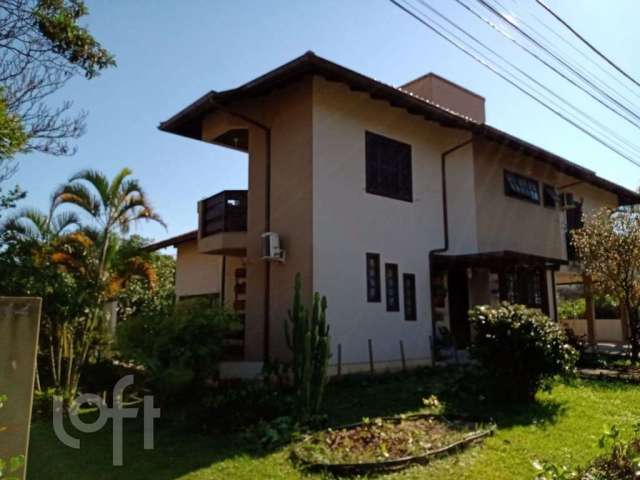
(148, 52, 640, 377)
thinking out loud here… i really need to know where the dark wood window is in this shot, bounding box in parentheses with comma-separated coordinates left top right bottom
(543, 184, 558, 208)
(504, 170, 540, 204)
(385, 263, 400, 312)
(403, 273, 417, 321)
(500, 268, 548, 312)
(365, 131, 412, 202)
(566, 202, 583, 261)
(366, 253, 381, 302)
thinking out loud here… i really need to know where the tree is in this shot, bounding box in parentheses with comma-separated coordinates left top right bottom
(53, 168, 166, 294)
(0, 0, 115, 157)
(0, 0, 116, 222)
(116, 236, 176, 324)
(572, 207, 640, 361)
(0, 91, 28, 220)
(0, 168, 165, 402)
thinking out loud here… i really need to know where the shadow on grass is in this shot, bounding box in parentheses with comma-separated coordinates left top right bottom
(323, 366, 566, 430)
(27, 366, 568, 480)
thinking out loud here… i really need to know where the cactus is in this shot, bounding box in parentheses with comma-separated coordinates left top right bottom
(284, 273, 330, 418)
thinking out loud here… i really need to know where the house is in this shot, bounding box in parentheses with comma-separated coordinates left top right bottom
(148, 52, 640, 377)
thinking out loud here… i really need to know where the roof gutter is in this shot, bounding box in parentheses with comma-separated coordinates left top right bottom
(428, 136, 473, 361)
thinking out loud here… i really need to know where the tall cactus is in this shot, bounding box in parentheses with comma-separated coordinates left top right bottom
(284, 273, 330, 418)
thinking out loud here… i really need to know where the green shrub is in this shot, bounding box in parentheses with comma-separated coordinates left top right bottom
(117, 298, 237, 403)
(469, 303, 578, 402)
(558, 295, 619, 320)
(558, 298, 585, 321)
(534, 423, 640, 479)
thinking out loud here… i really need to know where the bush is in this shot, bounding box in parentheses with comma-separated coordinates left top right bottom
(558, 295, 620, 320)
(558, 298, 585, 321)
(117, 298, 238, 404)
(200, 381, 294, 432)
(469, 303, 578, 402)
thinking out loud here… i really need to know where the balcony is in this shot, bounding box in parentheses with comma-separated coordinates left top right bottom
(198, 190, 247, 255)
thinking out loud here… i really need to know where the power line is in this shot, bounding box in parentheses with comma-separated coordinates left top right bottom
(487, 0, 640, 109)
(388, 0, 640, 167)
(535, 0, 640, 90)
(411, 0, 640, 158)
(467, 0, 640, 130)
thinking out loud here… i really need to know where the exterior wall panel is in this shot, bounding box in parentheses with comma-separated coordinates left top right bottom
(175, 240, 222, 298)
(312, 77, 469, 367)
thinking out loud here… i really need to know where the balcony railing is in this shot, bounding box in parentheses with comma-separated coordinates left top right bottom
(199, 190, 248, 238)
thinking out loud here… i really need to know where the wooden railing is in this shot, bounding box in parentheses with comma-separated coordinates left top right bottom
(199, 190, 248, 237)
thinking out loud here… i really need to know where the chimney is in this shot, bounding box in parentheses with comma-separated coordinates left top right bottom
(401, 73, 485, 123)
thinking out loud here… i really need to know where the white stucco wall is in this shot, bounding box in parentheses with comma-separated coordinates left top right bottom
(311, 77, 469, 367)
(472, 138, 620, 260)
(446, 143, 477, 254)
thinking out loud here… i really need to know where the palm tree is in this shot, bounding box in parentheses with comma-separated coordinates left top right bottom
(53, 168, 166, 289)
(47, 168, 165, 403)
(1, 205, 80, 243)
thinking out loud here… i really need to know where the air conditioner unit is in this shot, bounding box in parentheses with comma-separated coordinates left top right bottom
(559, 192, 578, 210)
(261, 232, 286, 262)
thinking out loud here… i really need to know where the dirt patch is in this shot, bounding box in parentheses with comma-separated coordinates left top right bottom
(292, 414, 492, 474)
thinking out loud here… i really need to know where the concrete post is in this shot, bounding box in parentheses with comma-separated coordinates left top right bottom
(0, 297, 42, 480)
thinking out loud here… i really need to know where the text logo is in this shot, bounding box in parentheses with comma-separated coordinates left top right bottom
(53, 375, 160, 466)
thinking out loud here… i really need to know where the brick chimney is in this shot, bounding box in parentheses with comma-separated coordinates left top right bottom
(401, 73, 485, 123)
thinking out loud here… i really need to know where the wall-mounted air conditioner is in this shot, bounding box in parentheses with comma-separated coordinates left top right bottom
(261, 232, 286, 262)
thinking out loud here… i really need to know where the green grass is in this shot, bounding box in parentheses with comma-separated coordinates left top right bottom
(27, 369, 640, 479)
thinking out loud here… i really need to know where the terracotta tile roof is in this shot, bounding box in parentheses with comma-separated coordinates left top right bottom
(159, 51, 640, 205)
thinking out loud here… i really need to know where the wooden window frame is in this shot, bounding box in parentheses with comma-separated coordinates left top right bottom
(543, 184, 558, 209)
(365, 131, 413, 203)
(503, 170, 540, 205)
(366, 253, 381, 302)
(385, 263, 400, 312)
(403, 273, 417, 321)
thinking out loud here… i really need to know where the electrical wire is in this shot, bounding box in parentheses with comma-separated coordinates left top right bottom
(461, 0, 640, 130)
(412, 0, 640, 158)
(535, 0, 640, 90)
(388, 0, 640, 167)
(487, 0, 640, 108)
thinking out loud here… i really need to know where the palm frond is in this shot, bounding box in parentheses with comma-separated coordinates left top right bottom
(113, 195, 167, 232)
(69, 169, 111, 209)
(51, 211, 82, 236)
(53, 183, 102, 218)
(109, 168, 133, 200)
(1, 207, 50, 240)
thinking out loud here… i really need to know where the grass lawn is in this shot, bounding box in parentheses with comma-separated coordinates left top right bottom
(27, 369, 640, 479)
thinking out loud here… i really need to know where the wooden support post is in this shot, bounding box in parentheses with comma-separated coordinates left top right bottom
(400, 340, 406, 372)
(584, 274, 596, 345)
(337, 343, 342, 378)
(368, 339, 374, 374)
(621, 305, 630, 344)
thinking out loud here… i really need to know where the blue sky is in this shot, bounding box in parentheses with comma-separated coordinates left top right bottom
(11, 0, 640, 242)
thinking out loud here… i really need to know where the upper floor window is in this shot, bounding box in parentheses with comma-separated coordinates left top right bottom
(504, 170, 540, 204)
(365, 131, 413, 202)
(543, 184, 558, 208)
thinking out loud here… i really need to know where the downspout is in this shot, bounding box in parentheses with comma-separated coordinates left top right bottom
(207, 100, 272, 364)
(551, 269, 558, 322)
(428, 136, 473, 362)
